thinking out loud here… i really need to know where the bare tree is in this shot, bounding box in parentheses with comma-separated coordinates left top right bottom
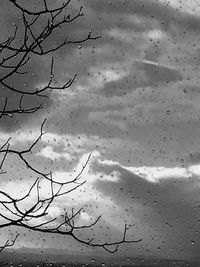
(0, 0, 99, 117)
(0, 0, 142, 257)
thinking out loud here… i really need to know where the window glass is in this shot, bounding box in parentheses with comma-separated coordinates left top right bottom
(0, 0, 200, 266)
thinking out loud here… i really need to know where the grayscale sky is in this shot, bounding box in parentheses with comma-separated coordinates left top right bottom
(0, 0, 200, 260)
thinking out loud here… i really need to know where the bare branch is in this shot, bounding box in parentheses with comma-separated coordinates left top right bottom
(0, 120, 141, 252)
(8, 0, 72, 16)
(0, 234, 19, 253)
(0, 0, 101, 118)
(0, 0, 141, 255)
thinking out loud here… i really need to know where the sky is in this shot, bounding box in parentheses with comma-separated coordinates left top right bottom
(0, 0, 200, 261)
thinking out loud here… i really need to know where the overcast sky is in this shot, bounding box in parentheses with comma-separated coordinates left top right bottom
(1, 0, 200, 261)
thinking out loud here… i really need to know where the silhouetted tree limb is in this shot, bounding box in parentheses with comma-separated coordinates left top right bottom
(0, 234, 18, 266)
(0, 95, 43, 118)
(0, 0, 100, 117)
(0, 119, 141, 253)
(0, 0, 142, 255)
(0, 119, 91, 185)
(0, 234, 19, 254)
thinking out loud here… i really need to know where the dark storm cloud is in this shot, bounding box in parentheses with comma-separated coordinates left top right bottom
(92, 162, 200, 258)
(2, 0, 198, 133)
(0, 1, 53, 131)
(0, 56, 52, 131)
(2, 0, 200, 129)
(44, 0, 199, 90)
(100, 75, 147, 97)
(0, 0, 93, 131)
(98, 60, 183, 97)
(2, 0, 200, 168)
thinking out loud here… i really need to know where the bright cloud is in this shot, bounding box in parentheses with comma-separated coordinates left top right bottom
(80, 211, 93, 222)
(145, 29, 165, 41)
(126, 166, 190, 182)
(0, 151, 119, 227)
(37, 146, 72, 161)
(78, 66, 128, 91)
(51, 151, 120, 185)
(47, 206, 62, 218)
(188, 164, 200, 175)
(99, 158, 195, 183)
(100, 170, 120, 183)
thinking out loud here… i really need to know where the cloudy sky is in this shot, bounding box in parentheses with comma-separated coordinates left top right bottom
(1, 0, 200, 261)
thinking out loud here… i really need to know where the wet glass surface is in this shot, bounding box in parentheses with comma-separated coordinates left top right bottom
(0, 0, 200, 266)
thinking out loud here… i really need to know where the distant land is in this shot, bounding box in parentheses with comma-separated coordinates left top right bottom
(0, 247, 200, 267)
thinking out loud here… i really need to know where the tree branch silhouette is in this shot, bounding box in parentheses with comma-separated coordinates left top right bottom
(0, 0, 142, 256)
(0, 119, 141, 253)
(0, 0, 100, 116)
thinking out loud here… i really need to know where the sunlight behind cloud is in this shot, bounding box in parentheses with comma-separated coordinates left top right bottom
(126, 166, 190, 182)
(99, 158, 193, 183)
(80, 211, 93, 222)
(189, 164, 200, 175)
